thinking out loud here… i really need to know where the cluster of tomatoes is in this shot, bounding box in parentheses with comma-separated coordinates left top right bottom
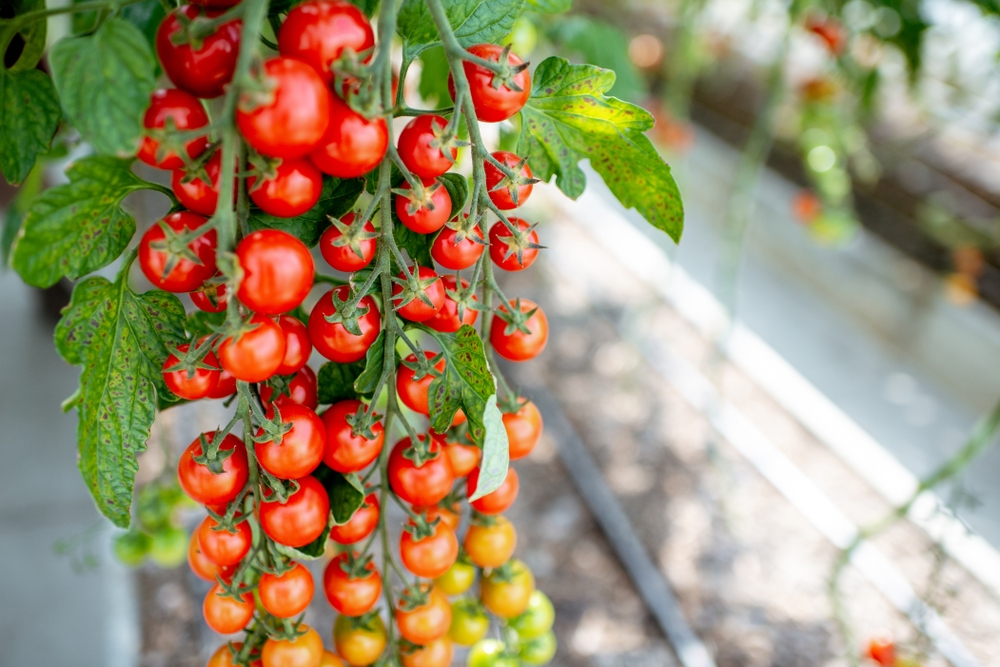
(131, 0, 556, 666)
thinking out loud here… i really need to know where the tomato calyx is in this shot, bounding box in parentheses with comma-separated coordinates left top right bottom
(397, 582, 433, 611)
(402, 433, 442, 468)
(392, 266, 442, 312)
(345, 403, 382, 441)
(250, 402, 294, 446)
(327, 212, 379, 259)
(486, 559, 518, 583)
(168, 5, 241, 50)
(493, 219, 543, 266)
(468, 509, 501, 527)
(445, 212, 486, 245)
(236, 61, 282, 114)
(394, 179, 445, 217)
(192, 431, 238, 474)
(400, 350, 443, 383)
(244, 149, 284, 189)
(144, 116, 209, 167)
(148, 218, 215, 276)
(495, 298, 540, 336)
(498, 391, 528, 415)
(337, 549, 378, 580)
(474, 44, 530, 93)
(486, 154, 538, 207)
(403, 512, 441, 542)
(164, 338, 219, 380)
(443, 274, 483, 323)
(323, 287, 372, 336)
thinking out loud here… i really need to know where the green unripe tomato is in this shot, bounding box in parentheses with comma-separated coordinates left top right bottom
(436, 560, 476, 596)
(508, 16, 538, 57)
(149, 526, 188, 568)
(519, 631, 557, 665)
(450, 599, 489, 646)
(467, 639, 518, 667)
(509, 590, 555, 640)
(113, 530, 152, 567)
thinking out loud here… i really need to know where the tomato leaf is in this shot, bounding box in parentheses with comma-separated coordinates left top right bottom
(274, 525, 331, 560)
(397, 0, 526, 48)
(418, 46, 451, 106)
(185, 310, 227, 339)
(392, 211, 435, 267)
(468, 394, 509, 501)
(314, 464, 365, 525)
(248, 176, 364, 247)
(353, 330, 388, 396)
(438, 172, 469, 212)
(4, 0, 48, 72)
(318, 360, 366, 404)
(11, 156, 151, 288)
(348, 0, 380, 17)
(50, 18, 157, 157)
(55, 274, 188, 528)
(0, 68, 61, 185)
(517, 56, 684, 242)
(527, 0, 571, 12)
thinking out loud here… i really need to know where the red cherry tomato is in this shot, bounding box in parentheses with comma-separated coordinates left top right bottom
(209, 368, 238, 399)
(308, 286, 381, 363)
(259, 475, 330, 547)
(275, 315, 312, 376)
(400, 519, 459, 579)
(207, 643, 262, 667)
(397, 114, 456, 179)
(139, 211, 218, 292)
(484, 151, 533, 210)
(866, 637, 896, 667)
(323, 551, 382, 616)
(177, 433, 249, 506)
(156, 5, 241, 99)
(248, 158, 323, 218)
(235, 229, 314, 315)
(396, 351, 443, 415)
(395, 180, 452, 234)
(190, 278, 228, 313)
(490, 299, 548, 362)
(163, 343, 220, 400)
(489, 218, 538, 271)
(392, 266, 445, 322)
(425, 275, 477, 334)
(330, 492, 379, 544)
(204, 583, 254, 634)
(261, 365, 319, 411)
(445, 442, 480, 477)
(218, 314, 287, 382)
(432, 223, 484, 271)
(415, 503, 461, 533)
(198, 515, 252, 566)
(387, 436, 455, 506)
(172, 151, 232, 217)
(259, 562, 314, 619)
(262, 627, 324, 667)
(320, 212, 377, 272)
(255, 403, 326, 479)
(504, 400, 542, 460)
(277, 0, 374, 83)
(236, 57, 331, 159)
(401, 637, 453, 667)
(308, 93, 388, 178)
(394, 585, 452, 645)
(138, 88, 209, 169)
(188, 532, 234, 582)
(448, 44, 530, 123)
(321, 399, 385, 473)
(468, 466, 519, 515)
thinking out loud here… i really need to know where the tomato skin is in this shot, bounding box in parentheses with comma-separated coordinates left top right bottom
(393, 266, 445, 322)
(259, 562, 314, 618)
(203, 583, 254, 634)
(467, 640, 512, 667)
(400, 636, 454, 667)
(178, 433, 249, 505)
(308, 93, 388, 178)
(219, 314, 287, 382)
(139, 212, 218, 292)
(435, 560, 476, 596)
(509, 591, 555, 640)
(330, 493, 379, 544)
(308, 286, 381, 363)
(481, 559, 535, 618)
(259, 475, 330, 547)
(468, 467, 518, 515)
(418, 503, 461, 533)
(484, 151, 533, 210)
(321, 400, 385, 473)
(138, 89, 209, 169)
(157, 6, 241, 99)
(395, 180, 452, 234)
(387, 436, 455, 506)
(277, 0, 374, 83)
(319, 651, 346, 667)
(448, 600, 489, 645)
(208, 369, 238, 399)
(489, 218, 538, 272)
(248, 158, 324, 218)
(188, 532, 234, 582)
(274, 315, 312, 376)
(464, 516, 516, 569)
(425, 276, 478, 334)
(191, 279, 228, 312)
(519, 631, 557, 665)
(444, 442, 480, 477)
(396, 586, 452, 645)
(396, 351, 442, 415)
(504, 400, 542, 460)
(173, 152, 224, 216)
(432, 225, 484, 271)
(163, 343, 220, 400)
(449, 44, 530, 123)
(237, 57, 331, 159)
(207, 642, 262, 667)
(261, 365, 319, 411)
(323, 552, 382, 616)
(400, 520, 459, 579)
(261, 626, 324, 667)
(255, 403, 326, 479)
(334, 614, 387, 667)
(398, 115, 456, 179)
(198, 515, 252, 566)
(490, 299, 548, 362)
(236, 229, 315, 315)
(320, 213, 377, 272)
(867, 638, 896, 667)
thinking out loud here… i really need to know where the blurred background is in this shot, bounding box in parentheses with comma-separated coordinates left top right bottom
(5, 0, 1000, 666)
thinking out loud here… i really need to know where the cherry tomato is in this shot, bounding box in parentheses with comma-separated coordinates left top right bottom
(395, 180, 452, 234)
(138, 88, 209, 169)
(509, 591, 555, 640)
(484, 151, 533, 210)
(203, 583, 254, 634)
(237, 57, 331, 159)
(464, 516, 516, 569)
(321, 399, 385, 473)
(425, 276, 478, 334)
(334, 613, 387, 667)
(198, 515, 252, 566)
(207, 643, 261, 667)
(308, 286, 381, 363)
(435, 559, 476, 596)
(259, 475, 330, 547)
(273, 315, 312, 376)
(218, 314, 287, 382)
(867, 637, 896, 666)
(387, 436, 455, 506)
(259, 562, 314, 618)
(330, 492, 379, 544)
(397, 115, 456, 179)
(489, 218, 538, 271)
(449, 44, 530, 123)
(178, 433, 248, 505)
(277, 0, 374, 82)
(806, 15, 846, 55)
(173, 152, 222, 216)
(248, 158, 323, 218)
(190, 278, 228, 312)
(209, 369, 238, 399)
(395, 586, 452, 645)
(445, 442, 480, 477)
(468, 466, 518, 515)
(255, 403, 326, 479)
(261, 365, 319, 411)
(323, 552, 382, 616)
(188, 532, 234, 582)
(163, 343, 220, 400)
(309, 93, 388, 178)
(139, 211, 218, 292)
(401, 636, 453, 667)
(467, 639, 516, 667)
(519, 631, 557, 665)
(261, 625, 324, 667)
(236, 229, 315, 315)
(396, 351, 442, 415)
(432, 224, 484, 271)
(481, 559, 535, 618)
(319, 213, 377, 272)
(490, 299, 548, 362)
(504, 400, 542, 460)
(319, 651, 346, 667)
(393, 266, 445, 322)
(156, 5, 241, 99)
(449, 599, 489, 645)
(400, 519, 459, 579)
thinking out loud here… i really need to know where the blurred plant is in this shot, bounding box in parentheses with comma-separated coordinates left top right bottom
(113, 479, 195, 569)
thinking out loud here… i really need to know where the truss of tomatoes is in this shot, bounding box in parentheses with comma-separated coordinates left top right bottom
(141, 1, 558, 666)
